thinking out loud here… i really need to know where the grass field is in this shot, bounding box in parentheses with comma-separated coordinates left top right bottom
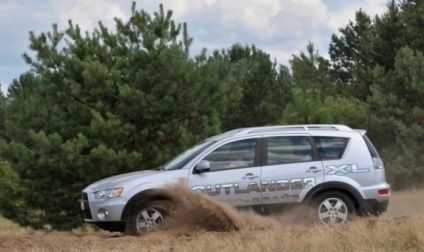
(1, 189, 423, 252)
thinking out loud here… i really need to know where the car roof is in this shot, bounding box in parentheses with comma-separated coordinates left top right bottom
(207, 124, 365, 141)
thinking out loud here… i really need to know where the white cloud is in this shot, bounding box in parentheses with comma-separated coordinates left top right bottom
(0, 0, 389, 94)
(214, 0, 281, 38)
(182, 0, 334, 64)
(327, 0, 388, 33)
(48, 0, 127, 32)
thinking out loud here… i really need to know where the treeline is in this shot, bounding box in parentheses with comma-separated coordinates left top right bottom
(0, 1, 423, 230)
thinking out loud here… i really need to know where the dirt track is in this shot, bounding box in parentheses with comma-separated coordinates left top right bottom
(1, 189, 423, 252)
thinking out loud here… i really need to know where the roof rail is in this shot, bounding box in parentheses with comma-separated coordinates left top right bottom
(246, 124, 352, 134)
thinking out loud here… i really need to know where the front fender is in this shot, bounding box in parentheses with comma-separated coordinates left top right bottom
(120, 188, 179, 220)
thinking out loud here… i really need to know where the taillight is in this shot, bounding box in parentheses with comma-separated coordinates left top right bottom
(378, 189, 390, 195)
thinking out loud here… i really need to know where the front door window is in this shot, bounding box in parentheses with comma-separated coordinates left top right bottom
(187, 138, 261, 206)
(204, 139, 257, 171)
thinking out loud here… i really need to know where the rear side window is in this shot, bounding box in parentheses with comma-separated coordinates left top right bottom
(267, 136, 313, 165)
(313, 136, 349, 160)
(363, 135, 380, 158)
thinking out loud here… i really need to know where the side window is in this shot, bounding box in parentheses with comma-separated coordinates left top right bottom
(313, 136, 349, 160)
(204, 139, 257, 170)
(267, 136, 313, 165)
(363, 135, 380, 158)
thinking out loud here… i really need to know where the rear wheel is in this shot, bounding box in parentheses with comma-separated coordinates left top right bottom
(126, 200, 170, 235)
(314, 191, 356, 226)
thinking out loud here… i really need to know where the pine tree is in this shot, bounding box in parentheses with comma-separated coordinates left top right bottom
(218, 44, 291, 130)
(329, 10, 375, 100)
(281, 42, 331, 124)
(0, 87, 6, 139)
(368, 47, 424, 189)
(1, 3, 234, 230)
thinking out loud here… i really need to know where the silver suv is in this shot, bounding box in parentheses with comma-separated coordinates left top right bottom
(80, 124, 390, 234)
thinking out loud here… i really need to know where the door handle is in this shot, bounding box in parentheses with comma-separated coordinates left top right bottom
(306, 166, 322, 173)
(242, 173, 259, 179)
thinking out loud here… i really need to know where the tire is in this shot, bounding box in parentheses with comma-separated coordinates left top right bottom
(313, 191, 356, 226)
(125, 200, 171, 235)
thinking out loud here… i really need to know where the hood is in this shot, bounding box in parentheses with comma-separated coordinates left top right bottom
(84, 169, 162, 192)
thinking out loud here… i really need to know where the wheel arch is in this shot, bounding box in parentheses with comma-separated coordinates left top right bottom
(303, 182, 363, 211)
(120, 189, 177, 220)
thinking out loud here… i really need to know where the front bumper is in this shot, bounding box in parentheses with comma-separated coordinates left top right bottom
(81, 192, 127, 230)
(85, 220, 126, 232)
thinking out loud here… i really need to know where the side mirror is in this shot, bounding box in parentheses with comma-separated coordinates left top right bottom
(194, 160, 210, 173)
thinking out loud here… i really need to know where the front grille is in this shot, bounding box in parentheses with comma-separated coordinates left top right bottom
(81, 192, 92, 219)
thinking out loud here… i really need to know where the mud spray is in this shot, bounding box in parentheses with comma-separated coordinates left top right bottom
(152, 184, 315, 236)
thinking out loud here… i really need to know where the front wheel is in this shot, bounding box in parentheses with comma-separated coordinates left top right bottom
(126, 200, 170, 235)
(314, 191, 356, 226)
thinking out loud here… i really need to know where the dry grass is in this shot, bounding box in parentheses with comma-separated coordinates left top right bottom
(1, 190, 423, 252)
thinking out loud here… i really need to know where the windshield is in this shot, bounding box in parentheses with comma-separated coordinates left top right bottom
(163, 141, 215, 170)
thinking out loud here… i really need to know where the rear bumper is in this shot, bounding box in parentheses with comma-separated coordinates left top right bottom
(359, 198, 390, 216)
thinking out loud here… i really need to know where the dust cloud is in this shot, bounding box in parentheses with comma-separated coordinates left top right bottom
(160, 185, 424, 233)
(1, 188, 423, 251)
(155, 185, 315, 235)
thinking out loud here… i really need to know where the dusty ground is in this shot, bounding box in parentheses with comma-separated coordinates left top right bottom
(0, 189, 423, 252)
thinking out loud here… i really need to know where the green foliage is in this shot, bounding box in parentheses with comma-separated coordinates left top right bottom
(330, 0, 424, 99)
(329, 1, 424, 188)
(281, 42, 332, 124)
(2, 0, 424, 231)
(323, 96, 368, 128)
(0, 88, 6, 139)
(291, 42, 333, 99)
(373, 1, 402, 72)
(368, 47, 424, 189)
(216, 44, 291, 130)
(1, 4, 234, 230)
(280, 88, 331, 124)
(329, 10, 375, 99)
(0, 158, 26, 226)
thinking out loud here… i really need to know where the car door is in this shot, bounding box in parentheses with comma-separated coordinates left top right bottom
(260, 134, 324, 205)
(187, 138, 262, 207)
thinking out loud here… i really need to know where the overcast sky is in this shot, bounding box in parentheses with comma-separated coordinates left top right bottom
(0, 0, 389, 95)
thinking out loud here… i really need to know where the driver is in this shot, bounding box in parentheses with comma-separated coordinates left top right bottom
(225, 151, 248, 168)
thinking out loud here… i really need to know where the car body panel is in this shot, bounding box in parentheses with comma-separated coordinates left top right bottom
(81, 124, 391, 232)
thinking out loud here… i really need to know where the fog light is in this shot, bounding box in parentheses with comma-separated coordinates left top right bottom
(97, 208, 109, 220)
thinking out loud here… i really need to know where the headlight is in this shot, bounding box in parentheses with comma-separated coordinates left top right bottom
(94, 187, 123, 199)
